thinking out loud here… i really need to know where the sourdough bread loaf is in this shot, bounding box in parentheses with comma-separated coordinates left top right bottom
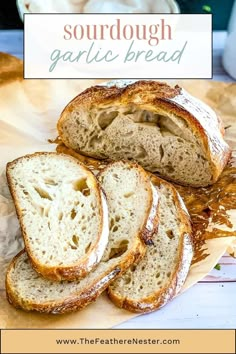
(108, 175, 193, 313)
(6, 160, 159, 313)
(58, 80, 231, 187)
(6, 152, 109, 281)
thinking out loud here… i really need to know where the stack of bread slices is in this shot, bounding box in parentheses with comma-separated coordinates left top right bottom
(5, 81, 231, 314)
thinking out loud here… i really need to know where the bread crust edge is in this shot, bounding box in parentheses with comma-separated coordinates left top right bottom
(6, 152, 109, 282)
(107, 175, 193, 313)
(6, 160, 160, 314)
(57, 80, 231, 187)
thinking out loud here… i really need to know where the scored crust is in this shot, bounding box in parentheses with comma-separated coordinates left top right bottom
(107, 175, 193, 313)
(6, 152, 109, 281)
(58, 80, 231, 186)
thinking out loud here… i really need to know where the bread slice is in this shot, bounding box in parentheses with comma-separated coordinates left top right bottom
(58, 80, 231, 187)
(108, 175, 193, 313)
(6, 152, 109, 281)
(6, 161, 159, 313)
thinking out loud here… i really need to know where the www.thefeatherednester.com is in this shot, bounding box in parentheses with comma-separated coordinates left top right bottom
(56, 337, 180, 345)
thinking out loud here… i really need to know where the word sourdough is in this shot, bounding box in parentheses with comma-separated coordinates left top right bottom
(64, 18, 172, 46)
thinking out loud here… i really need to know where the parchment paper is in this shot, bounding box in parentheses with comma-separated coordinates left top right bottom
(0, 53, 235, 328)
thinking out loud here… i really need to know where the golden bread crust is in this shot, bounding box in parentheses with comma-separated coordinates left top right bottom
(107, 174, 193, 313)
(6, 152, 109, 281)
(58, 81, 231, 186)
(6, 159, 159, 314)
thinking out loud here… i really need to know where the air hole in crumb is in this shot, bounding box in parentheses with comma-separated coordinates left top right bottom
(177, 138, 184, 143)
(124, 192, 134, 198)
(69, 235, 79, 250)
(166, 230, 174, 239)
(108, 240, 128, 260)
(72, 235, 79, 246)
(112, 225, 118, 232)
(124, 276, 131, 285)
(110, 218, 115, 229)
(130, 264, 136, 272)
(98, 111, 118, 130)
(159, 145, 164, 160)
(156, 272, 160, 279)
(44, 178, 58, 186)
(58, 212, 63, 221)
(70, 208, 77, 219)
(44, 206, 50, 217)
(136, 146, 147, 159)
(73, 178, 90, 196)
(85, 242, 92, 254)
(23, 190, 28, 195)
(115, 215, 120, 222)
(165, 165, 175, 174)
(33, 186, 52, 201)
(167, 272, 171, 277)
(69, 244, 77, 250)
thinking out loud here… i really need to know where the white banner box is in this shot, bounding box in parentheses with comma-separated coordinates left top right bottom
(24, 14, 212, 79)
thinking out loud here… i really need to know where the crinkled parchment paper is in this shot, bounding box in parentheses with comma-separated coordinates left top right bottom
(0, 53, 235, 328)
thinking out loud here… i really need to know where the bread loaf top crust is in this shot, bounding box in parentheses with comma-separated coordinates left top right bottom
(58, 80, 231, 186)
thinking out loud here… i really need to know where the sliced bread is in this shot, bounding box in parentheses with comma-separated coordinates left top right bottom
(6, 152, 109, 281)
(58, 80, 231, 187)
(107, 175, 193, 313)
(6, 160, 159, 313)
